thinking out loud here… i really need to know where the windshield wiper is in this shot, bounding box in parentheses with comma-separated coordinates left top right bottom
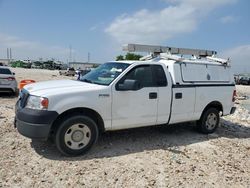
(81, 78, 93, 83)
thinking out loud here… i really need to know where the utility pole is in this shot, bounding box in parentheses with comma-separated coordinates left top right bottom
(88, 52, 90, 63)
(69, 45, 72, 65)
(10, 48, 12, 62)
(7, 48, 9, 62)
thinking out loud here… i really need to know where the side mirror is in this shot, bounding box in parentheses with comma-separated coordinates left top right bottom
(12, 72, 15, 75)
(116, 79, 141, 91)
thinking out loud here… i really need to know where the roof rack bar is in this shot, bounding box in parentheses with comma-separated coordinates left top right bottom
(123, 44, 217, 57)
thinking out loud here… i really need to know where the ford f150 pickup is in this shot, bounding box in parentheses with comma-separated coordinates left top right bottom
(15, 44, 236, 156)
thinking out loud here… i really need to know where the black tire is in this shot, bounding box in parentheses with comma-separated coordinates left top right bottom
(197, 108, 220, 134)
(55, 115, 98, 156)
(14, 89, 19, 97)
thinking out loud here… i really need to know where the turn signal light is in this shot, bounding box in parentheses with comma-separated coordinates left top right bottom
(41, 98, 49, 109)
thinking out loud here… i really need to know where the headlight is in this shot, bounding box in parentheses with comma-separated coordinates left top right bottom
(26, 95, 49, 110)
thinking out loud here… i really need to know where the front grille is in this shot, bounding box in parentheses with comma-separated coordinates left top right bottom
(20, 89, 29, 108)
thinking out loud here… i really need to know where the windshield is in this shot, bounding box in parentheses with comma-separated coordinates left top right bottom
(80, 62, 130, 85)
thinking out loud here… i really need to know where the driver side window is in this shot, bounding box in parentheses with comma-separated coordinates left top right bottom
(119, 65, 154, 88)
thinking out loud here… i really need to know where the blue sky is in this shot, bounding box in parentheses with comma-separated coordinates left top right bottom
(0, 0, 249, 73)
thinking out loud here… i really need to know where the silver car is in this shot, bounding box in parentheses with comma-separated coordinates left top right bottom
(0, 66, 18, 94)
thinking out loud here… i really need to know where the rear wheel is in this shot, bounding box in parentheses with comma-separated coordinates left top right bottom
(197, 108, 220, 134)
(14, 89, 19, 97)
(55, 115, 98, 156)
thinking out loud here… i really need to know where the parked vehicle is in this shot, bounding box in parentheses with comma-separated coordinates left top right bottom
(31, 61, 43, 69)
(15, 44, 236, 156)
(11, 61, 31, 68)
(0, 66, 18, 95)
(59, 67, 76, 76)
(238, 77, 250, 85)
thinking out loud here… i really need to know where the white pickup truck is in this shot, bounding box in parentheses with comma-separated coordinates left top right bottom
(15, 44, 236, 156)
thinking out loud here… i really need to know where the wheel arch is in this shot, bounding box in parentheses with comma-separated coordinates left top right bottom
(50, 107, 105, 136)
(200, 101, 223, 119)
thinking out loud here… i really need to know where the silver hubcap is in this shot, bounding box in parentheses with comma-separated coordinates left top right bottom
(205, 113, 217, 130)
(64, 124, 91, 150)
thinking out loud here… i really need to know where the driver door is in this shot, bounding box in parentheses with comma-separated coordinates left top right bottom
(111, 65, 158, 130)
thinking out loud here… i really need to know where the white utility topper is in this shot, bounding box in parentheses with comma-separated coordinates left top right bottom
(15, 44, 236, 156)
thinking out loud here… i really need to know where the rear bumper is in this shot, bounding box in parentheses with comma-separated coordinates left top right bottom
(15, 102, 58, 140)
(0, 85, 17, 93)
(230, 107, 236, 114)
(0, 80, 17, 92)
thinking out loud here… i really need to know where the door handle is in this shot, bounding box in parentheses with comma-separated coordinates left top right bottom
(175, 92, 182, 99)
(149, 92, 157, 99)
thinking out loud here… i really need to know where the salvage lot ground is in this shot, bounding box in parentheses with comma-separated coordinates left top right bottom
(0, 68, 250, 187)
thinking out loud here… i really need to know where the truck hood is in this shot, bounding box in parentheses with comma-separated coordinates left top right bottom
(23, 79, 106, 96)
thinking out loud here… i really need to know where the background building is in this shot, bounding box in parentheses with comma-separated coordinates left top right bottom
(0, 59, 10, 66)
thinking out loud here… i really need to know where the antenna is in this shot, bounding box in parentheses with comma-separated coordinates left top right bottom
(123, 44, 217, 57)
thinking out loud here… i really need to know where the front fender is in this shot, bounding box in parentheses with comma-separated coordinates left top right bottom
(48, 90, 112, 130)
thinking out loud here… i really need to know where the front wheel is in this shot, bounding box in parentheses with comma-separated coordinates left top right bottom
(55, 115, 99, 156)
(197, 108, 220, 134)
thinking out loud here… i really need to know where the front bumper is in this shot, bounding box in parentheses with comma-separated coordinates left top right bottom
(15, 102, 58, 140)
(15, 119, 53, 140)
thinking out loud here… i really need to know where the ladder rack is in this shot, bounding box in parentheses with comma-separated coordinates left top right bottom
(123, 44, 217, 57)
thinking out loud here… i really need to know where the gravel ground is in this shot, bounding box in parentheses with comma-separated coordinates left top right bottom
(0, 68, 249, 187)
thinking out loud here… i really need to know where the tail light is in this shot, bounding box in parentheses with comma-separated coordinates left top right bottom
(6, 77, 15, 81)
(232, 90, 237, 102)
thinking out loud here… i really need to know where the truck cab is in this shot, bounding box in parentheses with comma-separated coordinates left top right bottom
(15, 44, 236, 156)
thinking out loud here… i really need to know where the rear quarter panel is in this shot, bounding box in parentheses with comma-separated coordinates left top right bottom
(194, 86, 235, 119)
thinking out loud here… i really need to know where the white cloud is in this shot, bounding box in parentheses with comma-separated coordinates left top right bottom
(0, 33, 69, 61)
(105, 0, 237, 44)
(89, 22, 105, 31)
(221, 45, 250, 73)
(168, 0, 237, 11)
(219, 15, 237, 24)
(0, 33, 37, 48)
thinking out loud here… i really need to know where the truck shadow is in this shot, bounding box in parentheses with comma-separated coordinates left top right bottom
(0, 93, 17, 98)
(31, 119, 250, 161)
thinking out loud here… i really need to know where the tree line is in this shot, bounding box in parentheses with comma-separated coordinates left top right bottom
(116, 53, 142, 61)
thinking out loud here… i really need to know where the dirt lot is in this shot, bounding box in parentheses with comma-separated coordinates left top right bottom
(0, 68, 250, 187)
